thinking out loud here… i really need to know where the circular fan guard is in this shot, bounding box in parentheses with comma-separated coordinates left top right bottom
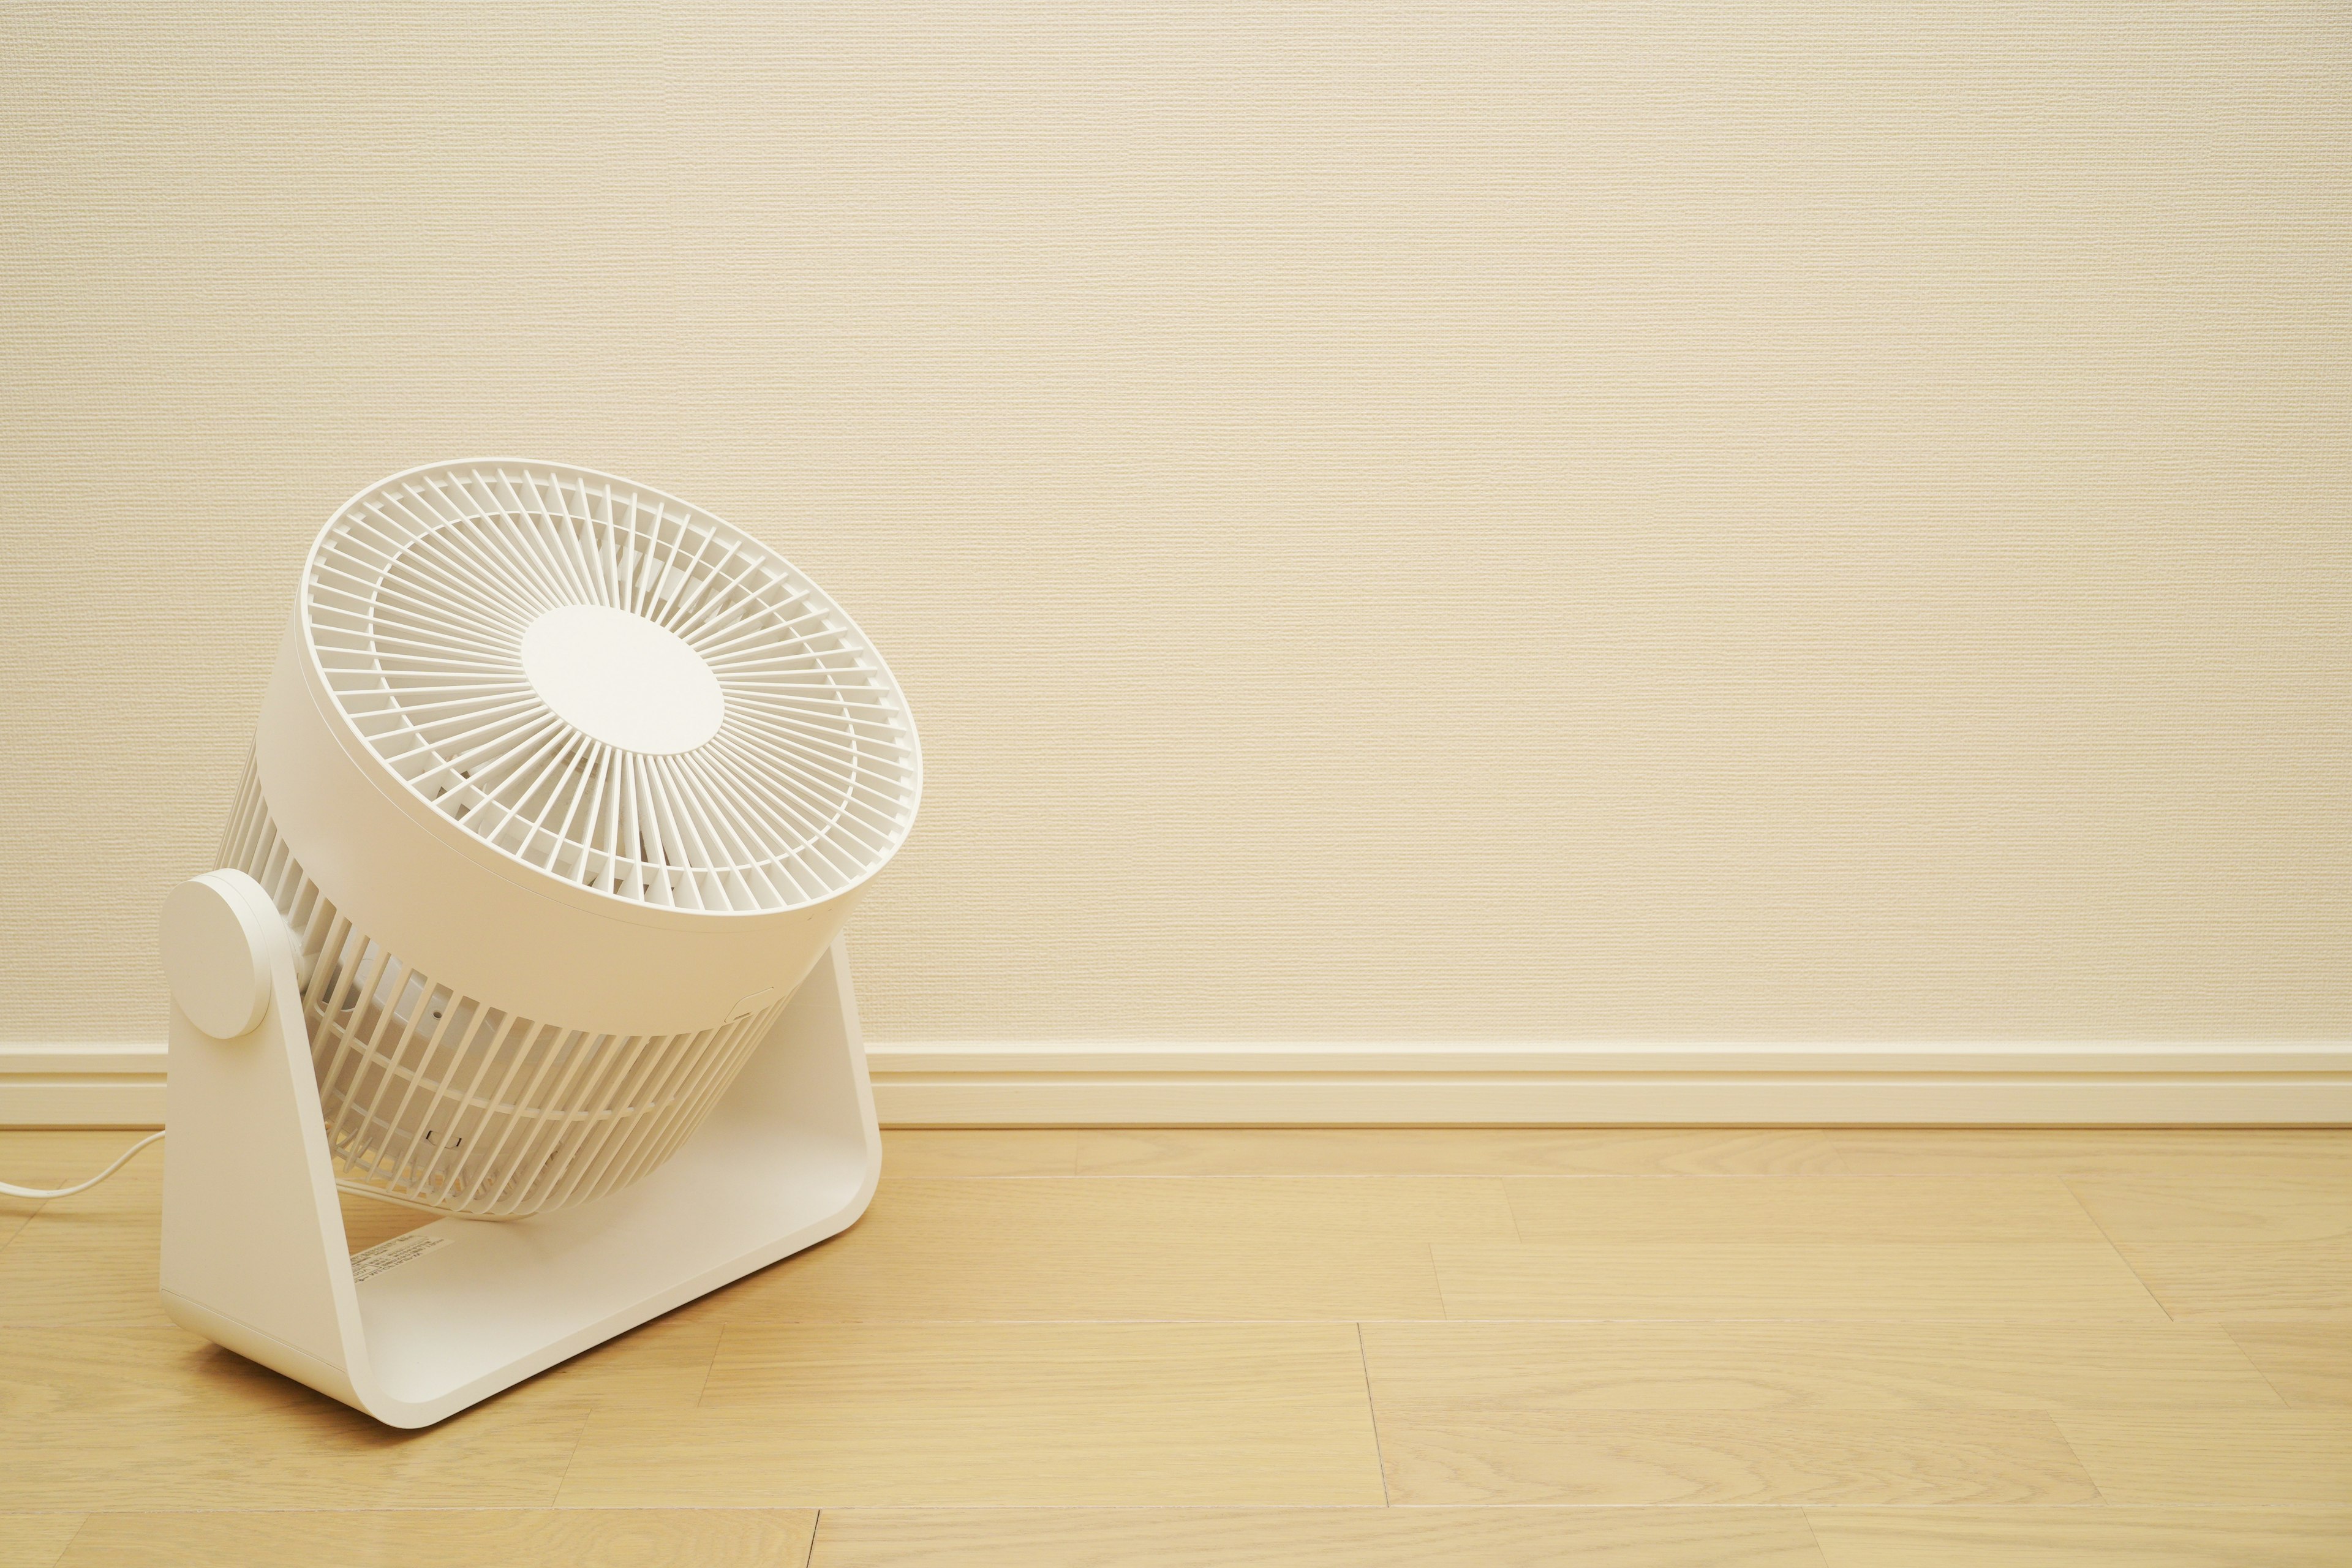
(303, 462, 917, 913)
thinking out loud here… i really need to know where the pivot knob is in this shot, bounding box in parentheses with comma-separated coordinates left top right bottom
(159, 871, 285, 1039)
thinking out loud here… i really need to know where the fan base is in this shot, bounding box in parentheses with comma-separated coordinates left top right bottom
(159, 870, 881, 1428)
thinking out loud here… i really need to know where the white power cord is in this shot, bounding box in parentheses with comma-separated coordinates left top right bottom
(0, 1131, 165, 1199)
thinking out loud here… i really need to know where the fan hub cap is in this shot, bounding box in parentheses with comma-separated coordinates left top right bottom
(519, 604, 724, 755)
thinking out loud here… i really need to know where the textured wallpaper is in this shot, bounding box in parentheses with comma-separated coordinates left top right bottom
(4, 4, 2346, 1046)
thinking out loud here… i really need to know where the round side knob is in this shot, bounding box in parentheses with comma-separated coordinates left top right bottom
(159, 872, 282, 1039)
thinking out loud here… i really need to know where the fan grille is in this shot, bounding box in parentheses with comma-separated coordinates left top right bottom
(220, 759, 777, 1218)
(304, 462, 917, 914)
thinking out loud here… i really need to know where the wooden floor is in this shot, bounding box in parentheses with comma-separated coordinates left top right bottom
(2, 1126, 2348, 1566)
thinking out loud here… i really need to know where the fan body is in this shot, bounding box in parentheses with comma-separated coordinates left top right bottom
(159, 461, 917, 1425)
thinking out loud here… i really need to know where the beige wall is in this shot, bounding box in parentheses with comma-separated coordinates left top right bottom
(4, 4, 2346, 1048)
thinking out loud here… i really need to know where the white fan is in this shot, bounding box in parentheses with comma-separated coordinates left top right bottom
(156, 461, 918, 1426)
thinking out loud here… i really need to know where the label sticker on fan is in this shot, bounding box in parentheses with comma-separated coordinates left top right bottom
(351, 1231, 453, 1284)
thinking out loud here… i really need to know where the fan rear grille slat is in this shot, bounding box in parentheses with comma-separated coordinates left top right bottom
(216, 758, 782, 1220)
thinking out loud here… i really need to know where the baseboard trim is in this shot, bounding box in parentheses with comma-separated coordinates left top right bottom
(0, 1044, 169, 1127)
(6, 1040, 2349, 1127)
(871, 1042, 2352, 1126)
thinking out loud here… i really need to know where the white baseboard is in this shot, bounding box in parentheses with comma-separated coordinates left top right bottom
(0, 1044, 169, 1127)
(6, 1040, 2349, 1128)
(872, 1042, 2352, 1126)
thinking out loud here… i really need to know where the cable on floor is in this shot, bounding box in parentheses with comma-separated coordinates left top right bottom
(1, 1131, 165, 1199)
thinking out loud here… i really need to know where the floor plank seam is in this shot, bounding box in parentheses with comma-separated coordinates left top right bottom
(546, 1406, 592, 1513)
(1354, 1322, 1390, 1507)
(1792, 1506, 1834, 1567)
(50, 1513, 93, 1566)
(2219, 1322, 2304, 1410)
(2060, 1175, 2187, 1324)
(694, 1325, 728, 1409)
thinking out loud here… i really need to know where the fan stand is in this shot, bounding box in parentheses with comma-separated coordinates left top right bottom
(158, 870, 882, 1429)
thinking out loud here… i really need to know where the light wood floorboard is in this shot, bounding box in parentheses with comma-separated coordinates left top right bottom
(1805, 1507, 2352, 1568)
(807, 1507, 1830, 1567)
(0, 1515, 80, 1568)
(679, 1175, 1513, 1322)
(880, 1128, 1080, 1177)
(2114, 1238, 2352, 1319)
(559, 1322, 1384, 1506)
(1504, 1175, 2109, 1243)
(1432, 1242, 2168, 1320)
(1381, 1409, 2097, 1505)
(0, 1316, 708, 1510)
(2225, 1323, 2352, 1406)
(1069, 1127, 1851, 1176)
(2067, 1174, 2352, 1244)
(0, 1133, 162, 1202)
(0, 1385, 587, 1513)
(1828, 1128, 2352, 1177)
(339, 1189, 436, 1253)
(1360, 1321, 2285, 1412)
(2052, 1411, 2352, 1504)
(3, 1123, 2345, 1562)
(48, 1510, 815, 1567)
(0, 1134, 170, 1329)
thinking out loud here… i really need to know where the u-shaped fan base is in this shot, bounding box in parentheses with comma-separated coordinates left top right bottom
(159, 871, 881, 1428)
